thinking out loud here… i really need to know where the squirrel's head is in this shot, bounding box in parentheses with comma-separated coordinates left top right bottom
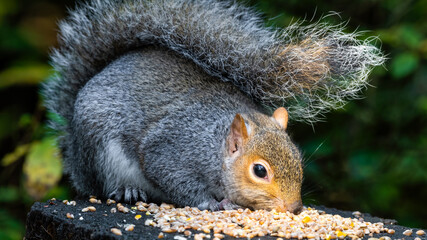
(223, 107, 303, 214)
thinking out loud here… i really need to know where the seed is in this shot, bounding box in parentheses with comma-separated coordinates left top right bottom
(66, 213, 74, 219)
(145, 219, 155, 226)
(89, 198, 98, 204)
(302, 216, 311, 223)
(111, 228, 122, 236)
(68, 201, 76, 206)
(415, 238, 421, 240)
(135, 215, 142, 220)
(63, 200, 68, 204)
(387, 229, 395, 234)
(118, 205, 129, 213)
(160, 203, 174, 209)
(174, 236, 187, 240)
(379, 236, 391, 240)
(194, 233, 205, 240)
(416, 230, 425, 236)
(82, 206, 96, 212)
(352, 211, 361, 217)
(184, 230, 192, 236)
(106, 199, 116, 205)
(125, 224, 135, 231)
(158, 232, 164, 238)
(110, 208, 117, 213)
(307, 233, 316, 238)
(137, 205, 147, 211)
(213, 233, 224, 239)
(403, 229, 412, 236)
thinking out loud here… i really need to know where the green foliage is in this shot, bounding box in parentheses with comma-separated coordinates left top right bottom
(0, 0, 426, 239)
(390, 53, 419, 79)
(0, 209, 24, 240)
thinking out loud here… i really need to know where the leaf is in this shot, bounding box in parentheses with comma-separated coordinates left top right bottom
(1, 144, 30, 166)
(399, 25, 423, 49)
(23, 137, 62, 200)
(390, 53, 419, 79)
(0, 64, 51, 89)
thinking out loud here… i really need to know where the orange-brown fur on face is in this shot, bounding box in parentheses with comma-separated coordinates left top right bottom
(223, 111, 303, 213)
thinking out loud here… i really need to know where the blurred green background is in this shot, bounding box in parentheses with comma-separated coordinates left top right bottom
(0, 0, 426, 239)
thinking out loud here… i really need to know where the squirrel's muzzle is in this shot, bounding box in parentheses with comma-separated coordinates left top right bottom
(287, 200, 303, 215)
(275, 200, 303, 214)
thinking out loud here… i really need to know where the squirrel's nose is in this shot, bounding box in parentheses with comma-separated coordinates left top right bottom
(288, 201, 303, 215)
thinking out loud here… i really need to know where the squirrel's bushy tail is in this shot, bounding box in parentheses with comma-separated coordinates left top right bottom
(44, 0, 384, 132)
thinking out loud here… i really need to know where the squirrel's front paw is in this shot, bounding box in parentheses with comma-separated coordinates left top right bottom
(198, 199, 242, 211)
(108, 187, 147, 203)
(218, 199, 242, 210)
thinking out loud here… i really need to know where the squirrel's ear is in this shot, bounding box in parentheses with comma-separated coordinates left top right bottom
(227, 114, 249, 156)
(272, 107, 288, 130)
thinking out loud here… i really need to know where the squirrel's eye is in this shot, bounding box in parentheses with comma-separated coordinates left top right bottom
(253, 164, 267, 179)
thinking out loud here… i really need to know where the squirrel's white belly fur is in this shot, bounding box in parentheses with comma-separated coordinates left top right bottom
(102, 139, 166, 202)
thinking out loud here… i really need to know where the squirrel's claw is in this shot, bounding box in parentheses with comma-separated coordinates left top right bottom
(109, 187, 147, 203)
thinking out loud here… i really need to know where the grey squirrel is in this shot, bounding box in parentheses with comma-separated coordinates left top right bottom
(43, 0, 384, 213)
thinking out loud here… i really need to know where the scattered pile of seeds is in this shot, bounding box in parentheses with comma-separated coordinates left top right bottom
(139, 202, 390, 239)
(60, 197, 425, 240)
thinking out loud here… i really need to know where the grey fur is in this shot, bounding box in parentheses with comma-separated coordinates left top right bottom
(43, 0, 384, 206)
(67, 47, 263, 206)
(44, 0, 384, 127)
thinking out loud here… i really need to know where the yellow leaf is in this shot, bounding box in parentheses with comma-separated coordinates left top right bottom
(23, 137, 62, 200)
(0, 64, 51, 89)
(1, 144, 30, 166)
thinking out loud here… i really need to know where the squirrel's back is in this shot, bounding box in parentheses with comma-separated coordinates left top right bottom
(69, 46, 261, 203)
